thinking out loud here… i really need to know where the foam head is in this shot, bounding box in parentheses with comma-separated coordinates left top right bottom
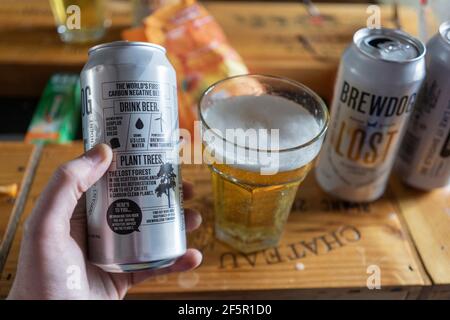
(202, 94, 324, 173)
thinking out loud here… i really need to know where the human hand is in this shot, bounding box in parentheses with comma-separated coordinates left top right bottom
(7, 144, 202, 300)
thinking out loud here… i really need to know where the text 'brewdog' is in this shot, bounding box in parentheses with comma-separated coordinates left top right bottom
(316, 28, 426, 202)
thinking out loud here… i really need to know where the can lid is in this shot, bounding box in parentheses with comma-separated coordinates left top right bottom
(88, 41, 166, 55)
(354, 28, 425, 63)
(439, 21, 450, 44)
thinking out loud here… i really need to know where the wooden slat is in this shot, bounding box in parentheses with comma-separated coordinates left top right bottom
(390, 176, 450, 291)
(0, 1, 421, 100)
(0, 143, 429, 299)
(0, 143, 34, 262)
(0, 143, 83, 297)
(208, 2, 419, 101)
(126, 167, 429, 298)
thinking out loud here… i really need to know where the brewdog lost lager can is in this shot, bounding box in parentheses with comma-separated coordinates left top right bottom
(81, 41, 186, 272)
(315, 28, 426, 202)
(397, 21, 450, 190)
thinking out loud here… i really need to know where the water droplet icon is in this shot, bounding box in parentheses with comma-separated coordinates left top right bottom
(135, 118, 144, 129)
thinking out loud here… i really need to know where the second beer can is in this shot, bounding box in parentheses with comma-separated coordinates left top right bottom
(396, 21, 450, 190)
(81, 41, 186, 272)
(316, 28, 426, 202)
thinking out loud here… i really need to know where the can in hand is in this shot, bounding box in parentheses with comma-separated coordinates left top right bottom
(80, 41, 186, 272)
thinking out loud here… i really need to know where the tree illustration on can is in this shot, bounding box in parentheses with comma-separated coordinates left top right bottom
(155, 163, 177, 207)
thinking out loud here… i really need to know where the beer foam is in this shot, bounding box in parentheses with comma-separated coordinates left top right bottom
(202, 95, 324, 173)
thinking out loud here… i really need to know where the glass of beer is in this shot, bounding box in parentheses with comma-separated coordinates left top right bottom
(49, 0, 110, 43)
(199, 75, 329, 253)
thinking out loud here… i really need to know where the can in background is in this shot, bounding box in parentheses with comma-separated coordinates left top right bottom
(396, 21, 450, 190)
(81, 41, 186, 272)
(315, 28, 426, 202)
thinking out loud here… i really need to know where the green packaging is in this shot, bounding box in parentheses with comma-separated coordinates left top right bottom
(25, 74, 81, 144)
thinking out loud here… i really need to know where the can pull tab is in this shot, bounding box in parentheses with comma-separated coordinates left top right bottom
(368, 37, 393, 48)
(366, 36, 416, 61)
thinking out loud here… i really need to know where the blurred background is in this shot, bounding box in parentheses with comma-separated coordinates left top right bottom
(0, 0, 448, 142)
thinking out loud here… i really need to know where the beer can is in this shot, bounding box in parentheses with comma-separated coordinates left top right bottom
(315, 28, 426, 202)
(81, 41, 186, 272)
(397, 21, 450, 190)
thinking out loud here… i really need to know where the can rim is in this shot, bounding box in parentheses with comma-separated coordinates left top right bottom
(439, 20, 450, 45)
(353, 27, 426, 64)
(88, 41, 166, 55)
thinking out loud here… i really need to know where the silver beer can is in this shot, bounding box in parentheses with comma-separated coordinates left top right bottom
(315, 28, 426, 202)
(397, 21, 450, 190)
(80, 41, 186, 272)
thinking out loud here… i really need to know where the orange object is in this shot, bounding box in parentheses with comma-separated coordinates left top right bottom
(122, 0, 248, 135)
(0, 183, 18, 198)
(122, 27, 147, 42)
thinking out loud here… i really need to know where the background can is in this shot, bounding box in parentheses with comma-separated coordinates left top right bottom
(315, 28, 426, 202)
(396, 21, 450, 190)
(81, 41, 186, 272)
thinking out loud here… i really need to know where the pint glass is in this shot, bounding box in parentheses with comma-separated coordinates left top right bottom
(199, 75, 329, 252)
(49, 0, 110, 43)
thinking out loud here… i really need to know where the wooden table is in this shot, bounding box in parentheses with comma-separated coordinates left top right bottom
(0, 143, 33, 250)
(0, 1, 448, 299)
(0, 0, 422, 102)
(0, 142, 448, 299)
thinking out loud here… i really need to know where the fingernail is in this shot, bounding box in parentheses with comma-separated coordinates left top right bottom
(85, 144, 111, 166)
(194, 212, 202, 226)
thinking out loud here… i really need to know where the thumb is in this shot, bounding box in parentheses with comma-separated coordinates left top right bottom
(27, 144, 112, 233)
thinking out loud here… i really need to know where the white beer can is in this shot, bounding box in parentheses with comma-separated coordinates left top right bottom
(397, 21, 450, 190)
(316, 28, 426, 202)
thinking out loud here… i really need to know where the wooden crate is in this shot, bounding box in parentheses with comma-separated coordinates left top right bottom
(0, 143, 430, 299)
(128, 166, 429, 299)
(0, 143, 34, 263)
(390, 177, 450, 300)
(0, 1, 420, 101)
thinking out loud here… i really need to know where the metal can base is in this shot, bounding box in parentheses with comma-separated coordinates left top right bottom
(93, 258, 178, 273)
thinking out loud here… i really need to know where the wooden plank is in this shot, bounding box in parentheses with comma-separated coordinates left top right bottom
(0, 143, 34, 264)
(0, 143, 429, 299)
(208, 2, 419, 101)
(125, 286, 421, 300)
(0, 0, 130, 97)
(0, 143, 42, 271)
(390, 176, 450, 287)
(0, 143, 83, 297)
(0, 1, 421, 100)
(423, 286, 450, 300)
(126, 166, 428, 298)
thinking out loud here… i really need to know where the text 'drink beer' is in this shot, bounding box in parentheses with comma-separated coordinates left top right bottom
(81, 41, 186, 273)
(315, 28, 426, 202)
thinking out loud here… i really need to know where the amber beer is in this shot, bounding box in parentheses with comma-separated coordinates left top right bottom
(49, 0, 109, 43)
(208, 161, 314, 252)
(199, 75, 329, 253)
(315, 28, 426, 202)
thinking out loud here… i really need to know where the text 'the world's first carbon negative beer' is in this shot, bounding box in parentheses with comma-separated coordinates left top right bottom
(397, 21, 450, 190)
(315, 28, 426, 202)
(81, 42, 186, 272)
